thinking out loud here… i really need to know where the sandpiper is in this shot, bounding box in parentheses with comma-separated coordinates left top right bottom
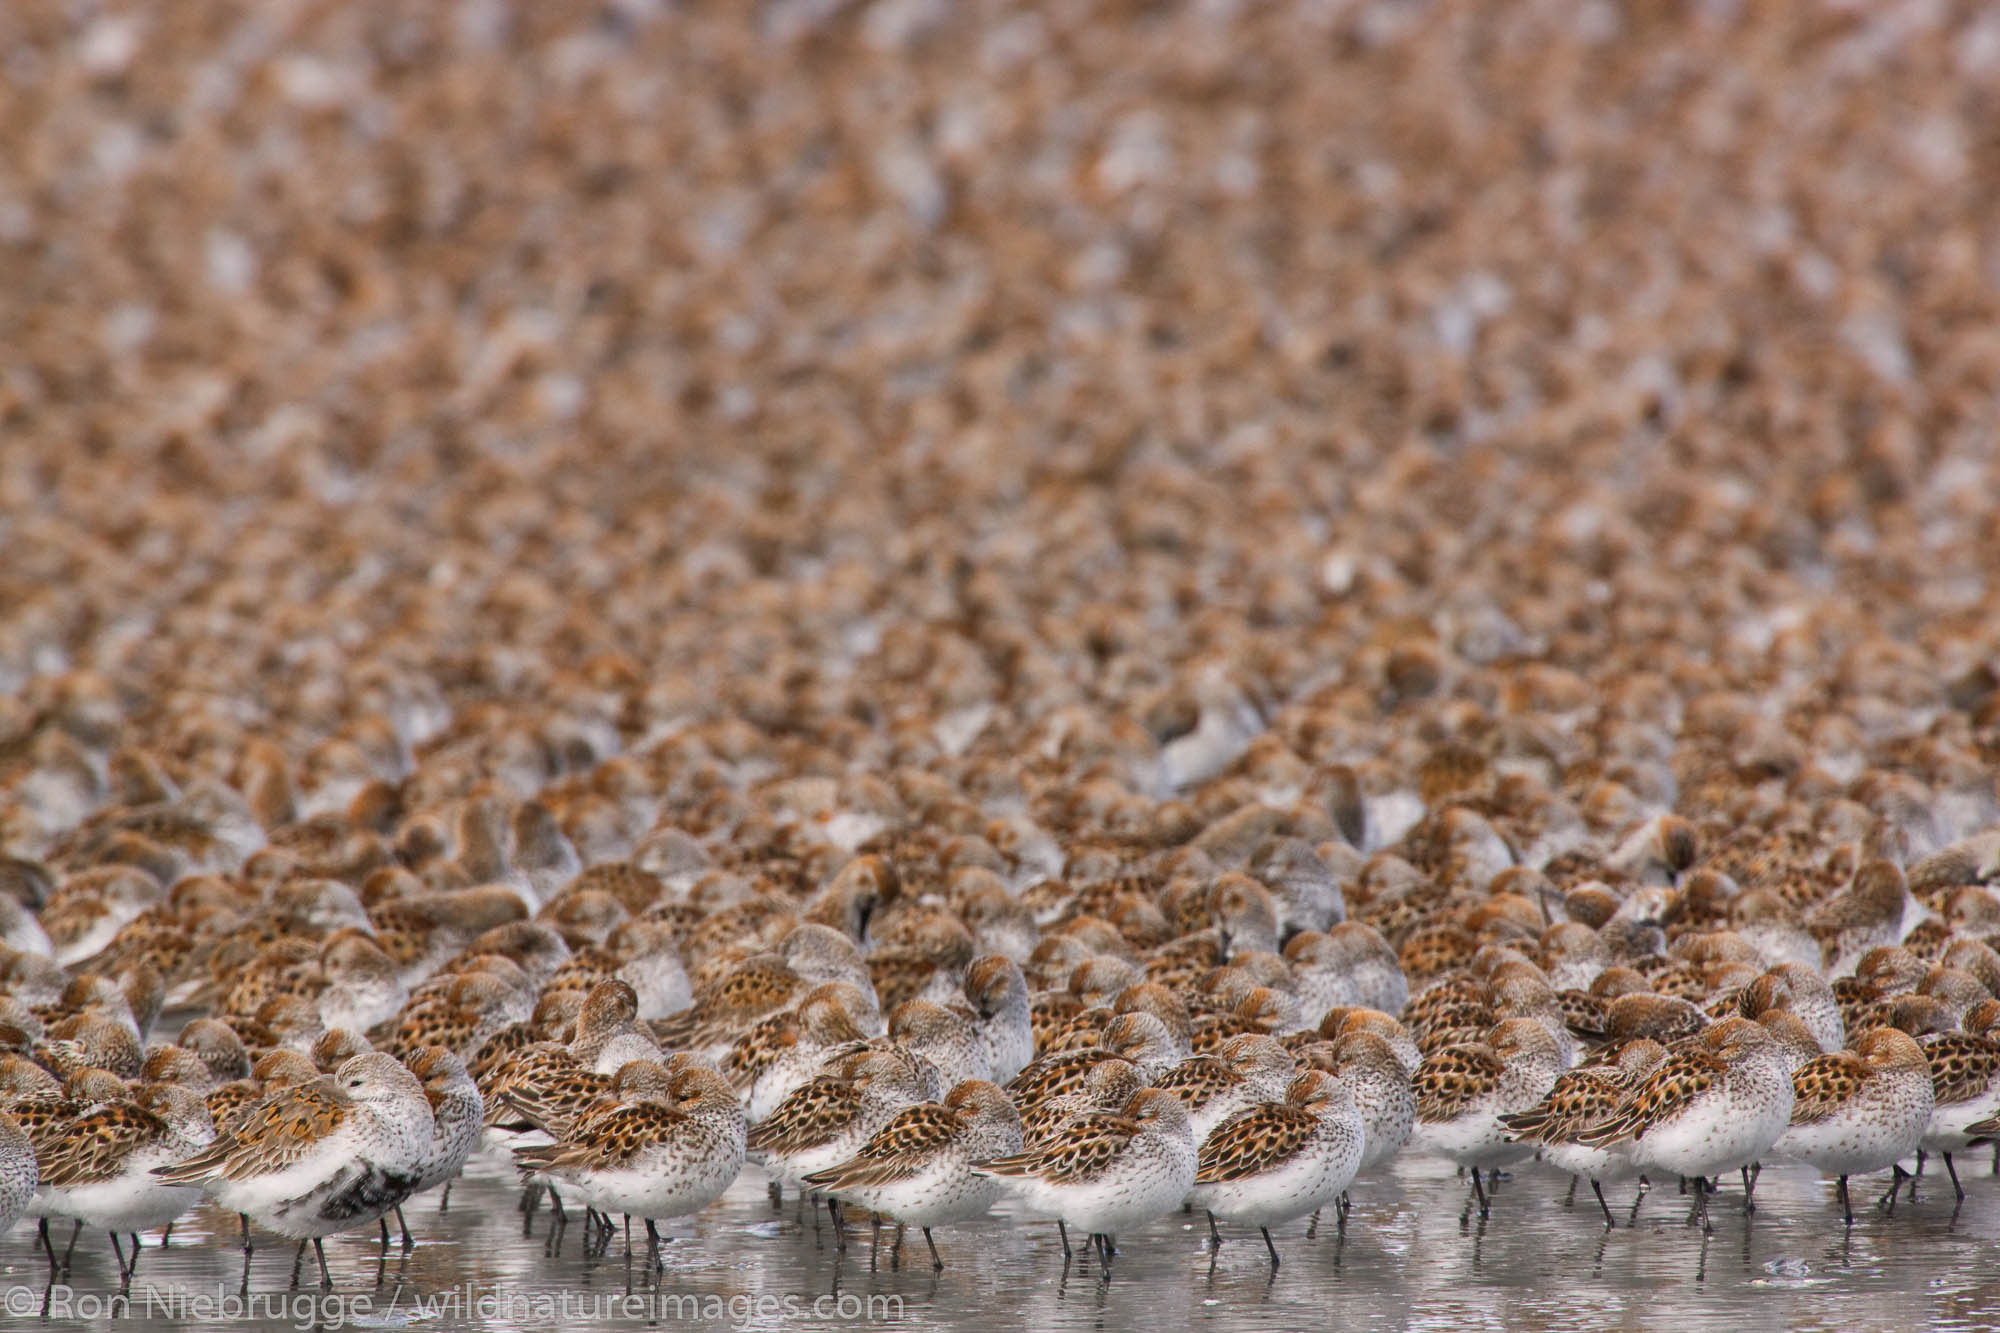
(390, 1046, 483, 1243)
(1574, 1018, 1795, 1230)
(727, 982, 875, 1123)
(513, 1064, 745, 1264)
(1772, 1027, 1934, 1224)
(1915, 1024, 2000, 1199)
(153, 1053, 435, 1285)
(1150, 1033, 1299, 1143)
(1409, 1018, 1565, 1219)
(1006, 1012, 1184, 1109)
(955, 955, 1034, 1084)
(1299, 1031, 1415, 1179)
(33, 1084, 215, 1278)
(746, 1047, 937, 1205)
(0, 1109, 34, 1235)
(1019, 1058, 1149, 1148)
(1189, 1069, 1364, 1266)
(975, 1087, 1197, 1265)
(802, 1078, 1023, 1269)
(1499, 1038, 1668, 1225)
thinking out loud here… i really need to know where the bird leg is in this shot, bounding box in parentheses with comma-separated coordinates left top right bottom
(1260, 1227, 1280, 1269)
(1591, 1179, 1614, 1228)
(1837, 1175, 1854, 1226)
(396, 1204, 414, 1249)
(1944, 1152, 1966, 1202)
(314, 1237, 333, 1287)
(923, 1227, 943, 1272)
(1207, 1211, 1222, 1250)
(1878, 1165, 1907, 1214)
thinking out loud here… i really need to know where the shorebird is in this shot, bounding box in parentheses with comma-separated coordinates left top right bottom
(802, 1078, 1023, 1269)
(388, 1046, 483, 1244)
(1772, 1028, 1935, 1224)
(1916, 1023, 2000, 1200)
(512, 1064, 745, 1265)
(1573, 1018, 1795, 1230)
(1409, 1018, 1565, 1220)
(153, 1053, 435, 1285)
(1189, 1069, 1365, 1266)
(746, 1047, 937, 1221)
(975, 1087, 1197, 1266)
(32, 1084, 215, 1279)
(1499, 1038, 1668, 1225)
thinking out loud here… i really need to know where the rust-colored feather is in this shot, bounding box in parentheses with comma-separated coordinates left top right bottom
(1413, 1044, 1503, 1123)
(1788, 1051, 1869, 1125)
(1922, 1033, 2000, 1107)
(40, 1099, 168, 1188)
(802, 1101, 959, 1192)
(979, 1111, 1137, 1183)
(499, 1065, 609, 1137)
(522, 1102, 693, 1172)
(155, 1079, 349, 1183)
(1500, 1066, 1625, 1144)
(1575, 1051, 1723, 1148)
(1149, 1056, 1233, 1112)
(1194, 1102, 1317, 1183)
(1005, 1048, 1121, 1109)
(744, 1075, 866, 1156)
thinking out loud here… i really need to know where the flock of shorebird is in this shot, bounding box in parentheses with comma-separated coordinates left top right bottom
(1, 796, 1998, 1288)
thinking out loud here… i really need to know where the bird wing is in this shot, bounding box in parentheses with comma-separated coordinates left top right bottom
(1149, 1056, 1232, 1111)
(977, 1111, 1137, 1183)
(41, 1100, 167, 1188)
(1499, 1068, 1622, 1144)
(539, 1102, 691, 1171)
(155, 1078, 350, 1183)
(495, 1065, 608, 1136)
(1575, 1051, 1722, 1148)
(1413, 1044, 1504, 1123)
(1788, 1052, 1868, 1126)
(1924, 1034, 2000, 1107)
(745, 1076, 864, 1156)
(802, 1101, 958, 1192)
(1193, 1102, 1318, 1184)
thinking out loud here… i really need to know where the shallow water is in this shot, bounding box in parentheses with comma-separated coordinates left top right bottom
(4, 1149, 1998, 1332)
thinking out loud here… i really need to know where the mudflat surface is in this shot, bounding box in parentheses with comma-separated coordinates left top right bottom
(6, 1155, 2000, 1332)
